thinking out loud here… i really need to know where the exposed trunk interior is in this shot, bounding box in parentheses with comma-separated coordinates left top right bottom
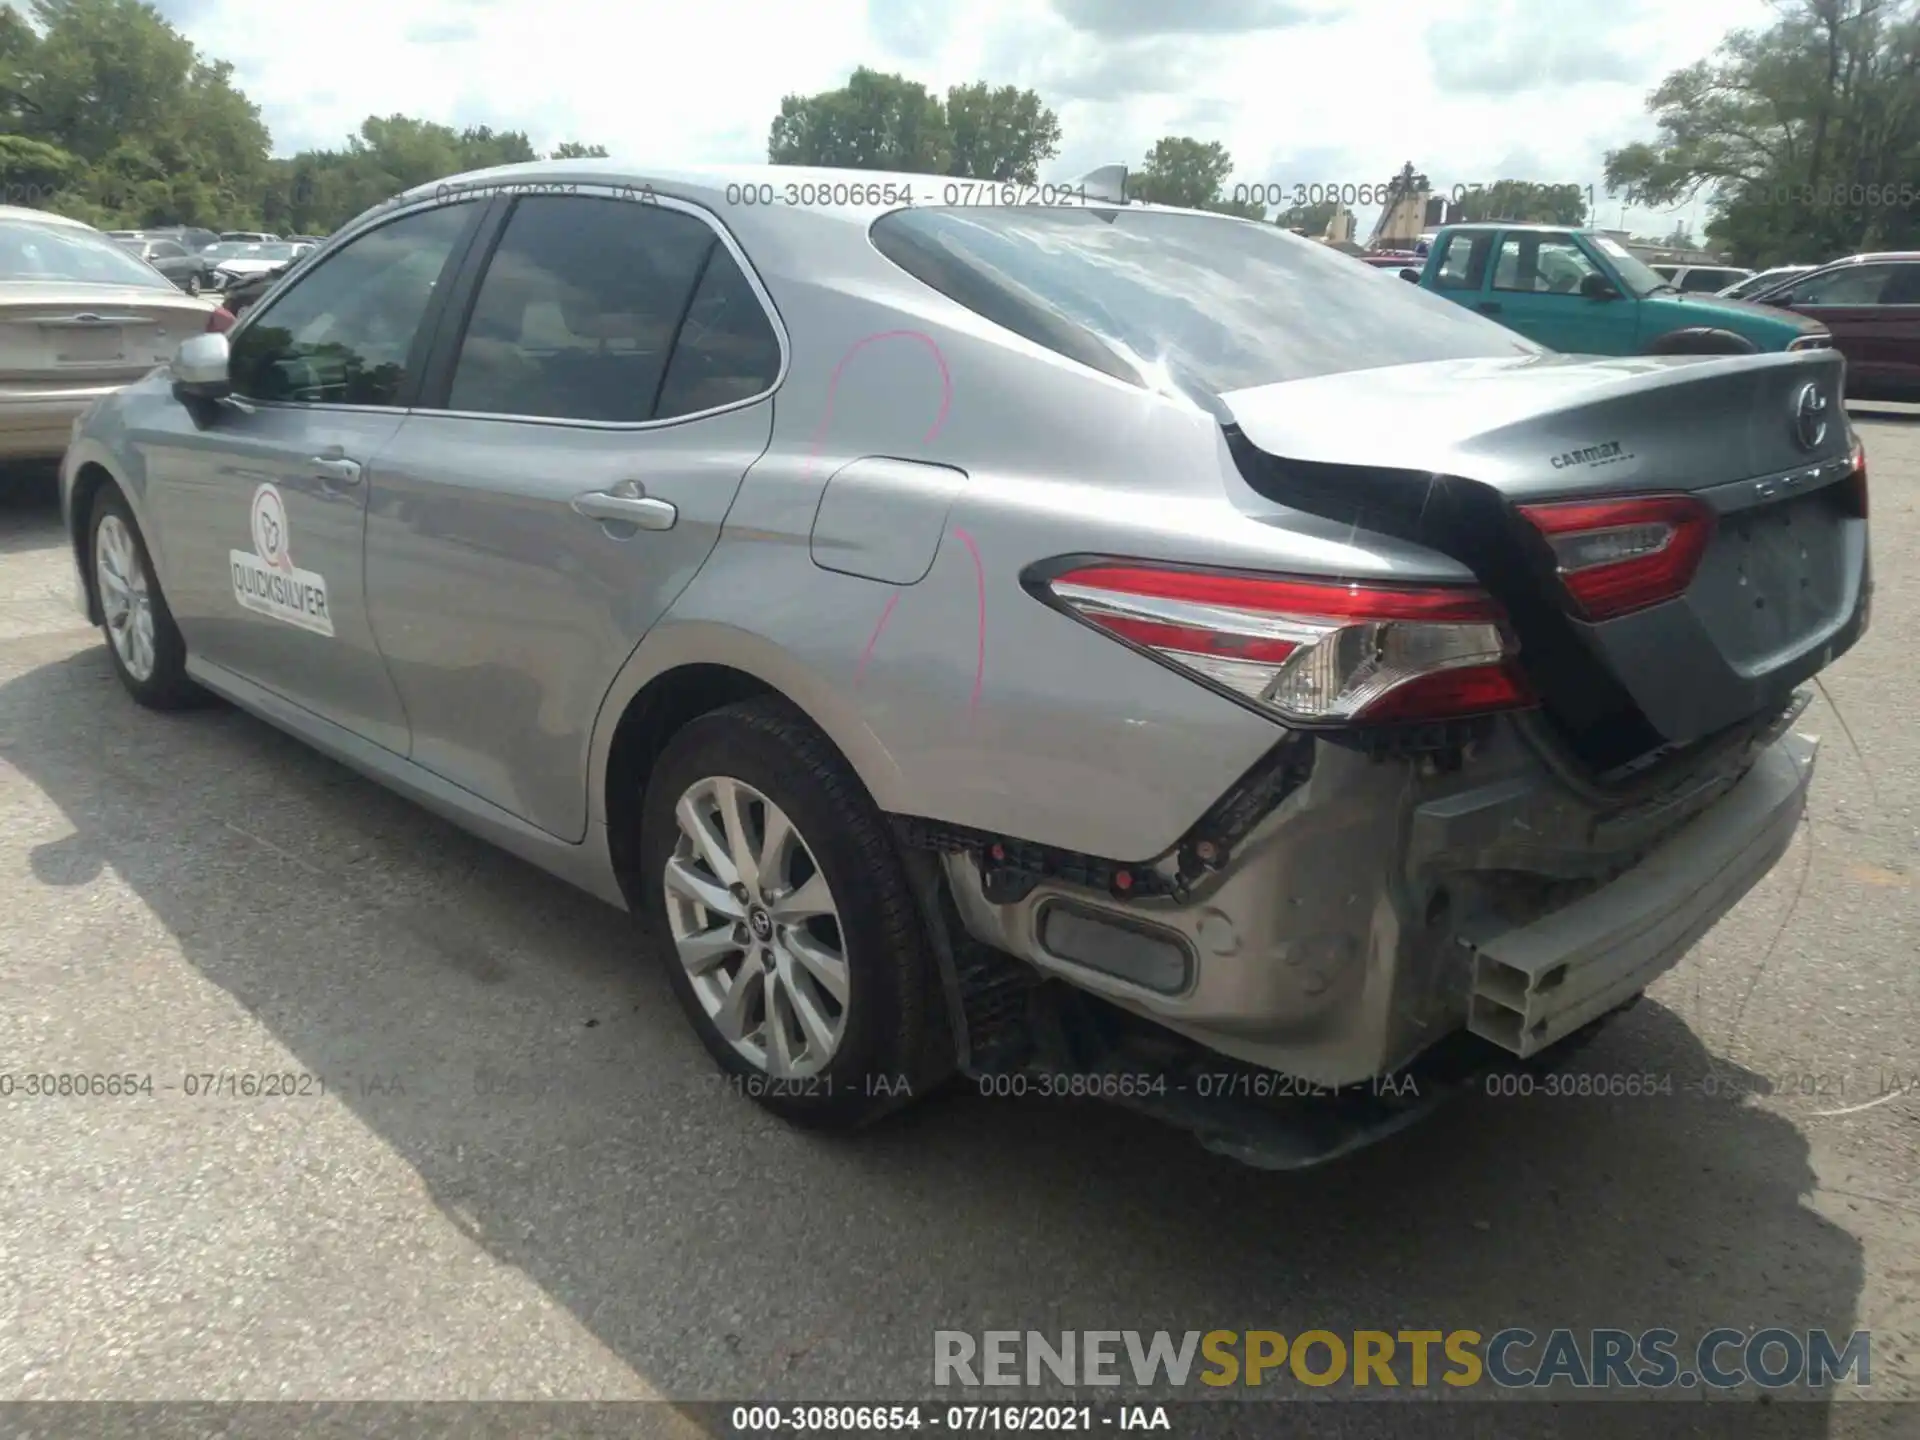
(1223, 427, 1863, 780)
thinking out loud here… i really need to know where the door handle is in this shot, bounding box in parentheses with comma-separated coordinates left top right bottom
(572, 485, 677, 530)
(1477, 301, 1503, 314)
(312, 455, 362, 486)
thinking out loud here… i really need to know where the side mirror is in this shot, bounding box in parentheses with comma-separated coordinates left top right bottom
(1579, 273, 1621, 301)
(171, 332, 233, 401)
(1400, 268, 1421, 283)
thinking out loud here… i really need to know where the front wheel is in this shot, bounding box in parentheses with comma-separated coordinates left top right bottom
(90, 488, 201, 709)
(184, 274, 202, 296)
(638, 697, 953, 1129)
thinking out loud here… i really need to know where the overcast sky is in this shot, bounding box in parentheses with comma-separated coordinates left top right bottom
(162, 0, 1780, 238)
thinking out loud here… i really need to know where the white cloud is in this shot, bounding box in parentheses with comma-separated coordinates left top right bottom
(170, 0, 1779, 236)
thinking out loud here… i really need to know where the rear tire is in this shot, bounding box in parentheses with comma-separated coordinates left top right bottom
(89, 487, 202, 710)
(638, 697, 954, 1129)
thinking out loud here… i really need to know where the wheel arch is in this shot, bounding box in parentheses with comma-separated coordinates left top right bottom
(1641, 326, 1760, 356)
(593, 623, 912, 904)
(67, 457, 132, 627)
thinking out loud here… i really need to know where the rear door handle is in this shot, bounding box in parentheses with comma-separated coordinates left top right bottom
(312, 455, 362, 486)
(1477, 301, 1502, 314)
(572, 485, 677, 530)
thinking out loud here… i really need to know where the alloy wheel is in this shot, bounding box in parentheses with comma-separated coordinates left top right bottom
(95, 514, 156, 683)
(663, 775, 850, 1077)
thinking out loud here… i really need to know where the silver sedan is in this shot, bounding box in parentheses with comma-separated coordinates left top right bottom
(57, 162, 1869, 1167)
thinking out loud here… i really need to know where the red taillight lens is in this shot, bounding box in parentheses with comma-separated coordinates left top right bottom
(1043, 564, 1534, 725)
(206, 306, 236, 334)
(1517, 494, 1715, 622)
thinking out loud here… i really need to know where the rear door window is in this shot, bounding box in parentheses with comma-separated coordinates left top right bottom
(1793, 264, 1898, 306)
(1879, 263, 1920, 305)
(869, 206, 1533, 396)
(445, 195, 739, 424)
(652, 245, 784, 420)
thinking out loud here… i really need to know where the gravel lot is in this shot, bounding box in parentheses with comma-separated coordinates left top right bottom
(1, 414, 1916, 1428)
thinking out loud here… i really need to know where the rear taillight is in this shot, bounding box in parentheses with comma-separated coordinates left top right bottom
(1039, 563, 1535, 725)
(1517, 494, 1715, 622)
(206, 307, 235, 334)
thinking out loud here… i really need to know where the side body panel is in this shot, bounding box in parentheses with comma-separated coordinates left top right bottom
(141, 400, 411, 751)
(366, 402, 773, 840)
(591, 214, 1475, 862)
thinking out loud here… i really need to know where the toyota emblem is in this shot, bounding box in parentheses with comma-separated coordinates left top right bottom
(1792, 381, 1830, 452)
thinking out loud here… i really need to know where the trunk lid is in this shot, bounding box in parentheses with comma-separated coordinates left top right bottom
(0, 283, 214, 384)
(1219, 350, 1849, 489)
(1219, 349, 1867, 774)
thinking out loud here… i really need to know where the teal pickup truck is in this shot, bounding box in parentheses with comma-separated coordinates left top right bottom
(1409, 223, 1833, 356)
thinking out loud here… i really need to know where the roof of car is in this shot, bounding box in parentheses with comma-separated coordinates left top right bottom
(385, 160, 1230, 229)
(0, 204, 93, 231)
(1830, 251, 1920, 264)
(1435, 221, 1595, 234)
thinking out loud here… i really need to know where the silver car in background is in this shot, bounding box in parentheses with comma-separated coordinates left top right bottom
(1, 206, 220, 463)
(58, 163, 1869, 1167)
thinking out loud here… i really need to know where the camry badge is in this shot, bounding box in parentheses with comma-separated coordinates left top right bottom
(1792, 381, 1830, 452)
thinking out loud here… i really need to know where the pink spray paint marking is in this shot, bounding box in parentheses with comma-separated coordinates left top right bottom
(852, 590, 901, 689)
(953, 526, 987, 723)
(828, 328, 956, 693)
(802, 328, 952, 485)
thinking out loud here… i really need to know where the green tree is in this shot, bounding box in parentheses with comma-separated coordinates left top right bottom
(0, 3, 37, 127)
(550, 141, 610, 159)
(942, 81, 1061, 182)
(10, 0, 272, 226)
(768, 67, 951, 172)
(1605, 0, 1920, 266)
(1452, 180, 1590, 226)
(1130, 136, 1265, 218)
(0, 134, 80, 195)
(456, 124, 537, 169)
(1274, 198, 1340, 234)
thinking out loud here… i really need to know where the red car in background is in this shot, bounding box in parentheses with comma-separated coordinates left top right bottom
(1754, 251, 1920, 401)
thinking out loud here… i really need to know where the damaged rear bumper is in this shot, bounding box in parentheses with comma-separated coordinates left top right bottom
(1464, 733, 1814, 1057)
(943, 723, 1818, 1089)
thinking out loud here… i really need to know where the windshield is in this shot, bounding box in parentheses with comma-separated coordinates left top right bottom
(1730, 267, 1806, 299)
(205, 242, 300, 262)
(0, 220, 175, 287)
(1591, 236, 1674, 298)
(870, 206, 1535, 396)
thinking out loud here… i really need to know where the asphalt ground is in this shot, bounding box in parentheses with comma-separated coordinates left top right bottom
(0, 410, 1916, 1436)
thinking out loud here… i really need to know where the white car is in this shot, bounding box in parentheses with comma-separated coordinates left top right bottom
(1647, 263, 1755, 295)
(0, 205, 222, 463)
(199, 240, 315, 290)
(1719, 265, 1817, 301)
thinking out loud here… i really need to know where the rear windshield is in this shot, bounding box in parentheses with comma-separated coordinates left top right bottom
(0, 220, 174, 287)
(870, 206, 1536, 395)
